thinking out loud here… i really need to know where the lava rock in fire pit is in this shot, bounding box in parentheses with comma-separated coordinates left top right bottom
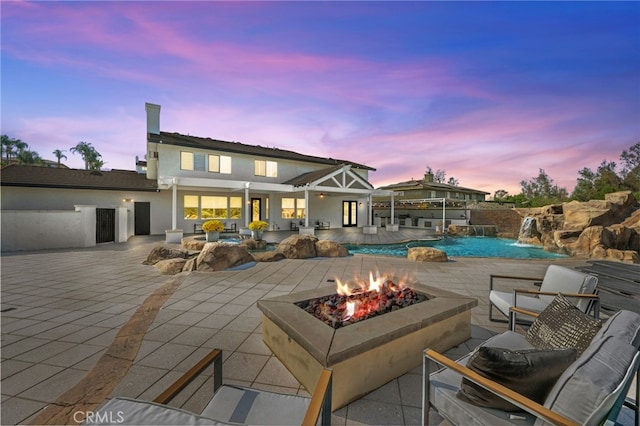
(296, 280, 428, 329)
(407, 247, 448, 262)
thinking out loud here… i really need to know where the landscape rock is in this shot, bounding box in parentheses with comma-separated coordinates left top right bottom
(181, 238, 206, 251)
(315, 240, 349, 257)
(239, 239, 268, 251)
(277, 235, 318, 259)
(196, 243, 254, 272)
(182, 257, 197, 272)
(154, 258, 187, 275)
(407, 247, 448, 262)
(143, 246, 190, 265)
(517, 191, 639, 263)
(252, 251, 286, 262)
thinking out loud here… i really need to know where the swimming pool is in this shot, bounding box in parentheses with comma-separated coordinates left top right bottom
(344, 237, 567, 259)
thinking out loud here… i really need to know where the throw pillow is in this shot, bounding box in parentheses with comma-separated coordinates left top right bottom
(457, 346, 578, 412)
(526, 293, 602, 354)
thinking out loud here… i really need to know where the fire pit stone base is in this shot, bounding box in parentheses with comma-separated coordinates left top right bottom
(258, 283, 477, 410)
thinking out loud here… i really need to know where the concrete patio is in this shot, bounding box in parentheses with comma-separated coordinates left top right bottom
(0, 230, 623, 425)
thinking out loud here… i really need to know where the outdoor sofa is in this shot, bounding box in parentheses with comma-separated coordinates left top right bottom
(423, 294, 640, 425)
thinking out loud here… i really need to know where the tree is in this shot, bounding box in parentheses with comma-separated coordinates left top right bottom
(1, 135, 27, 162)
(571, 160, 624, 200)
(52, 149, 67, 167)
(494, 189, 508, 202)
(620, 142, 640, 195)
(70, 141, 103, 170)
(425, 165, 458, 185)
(520, 169, 568, 206)
(16, 150, 44, 165)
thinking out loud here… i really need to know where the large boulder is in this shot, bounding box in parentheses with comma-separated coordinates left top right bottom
(239, 239, 268, 251)
(277, 235, 318, 259)
(181, 238, 206, 251)
(517, 191, 639, 263)
(196, 243, 254, 272)
(154, 258, 188, 275)
(563, 191, 637, 230)
(407, 247, 448, 262)
(315, 240, 349, 257)
(253, 251, 286, 262)
(143, 246, 190, 265)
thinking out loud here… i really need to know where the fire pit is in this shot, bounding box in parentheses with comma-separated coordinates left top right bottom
(257, 271, 477, 409)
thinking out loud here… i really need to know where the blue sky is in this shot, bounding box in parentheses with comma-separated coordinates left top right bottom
(2, 1, 639, 195)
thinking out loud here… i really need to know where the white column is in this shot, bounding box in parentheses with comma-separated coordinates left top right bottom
(390, 193, 395, 225)
(304, 189, 309, 228)
(442, 198, 446, 234)
(171, 178, 177, 230)
(244, 183, 250, 227)
(368, 194, 373, 226)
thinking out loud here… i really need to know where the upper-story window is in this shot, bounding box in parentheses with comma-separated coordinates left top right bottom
(181, 152, 194, 170)
(209, 155, 232, 174)
(255, 160, 277, 177)
(180, 151, 206, 171)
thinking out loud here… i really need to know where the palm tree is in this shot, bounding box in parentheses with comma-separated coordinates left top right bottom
(16, 150, 44, 165)
(70, 141, 102, 170)
(52, 149, 67, 167)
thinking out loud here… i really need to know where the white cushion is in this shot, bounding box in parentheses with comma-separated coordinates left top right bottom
(202, 385, 311, 425)
(489, 290, 549, 319)
(539, 265, 598, 310)
(88, 397, 230, 425)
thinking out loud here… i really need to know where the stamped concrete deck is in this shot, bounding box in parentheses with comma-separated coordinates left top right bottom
(0, 230, 624, 425)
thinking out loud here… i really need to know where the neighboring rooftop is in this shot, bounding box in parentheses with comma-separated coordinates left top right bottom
(0, 164, 158, 191)
(149, 131, 376, 171)
(379, 173, 490, 195)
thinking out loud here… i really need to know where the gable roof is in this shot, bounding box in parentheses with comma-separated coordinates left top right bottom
(0, 164, 158, 192)
(149, 131, 375, 171)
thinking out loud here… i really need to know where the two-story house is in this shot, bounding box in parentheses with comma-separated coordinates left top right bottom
(145, 103, 381, 241)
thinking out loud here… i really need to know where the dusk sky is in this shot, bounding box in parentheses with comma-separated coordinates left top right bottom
(2, 1, 639, 196)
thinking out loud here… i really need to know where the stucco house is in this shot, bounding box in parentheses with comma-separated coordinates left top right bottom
(372, 172, 490, 230)
(0, 103, 386, 251)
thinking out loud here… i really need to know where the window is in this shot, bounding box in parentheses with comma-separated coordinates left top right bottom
(209, 155, 232, 174)
(281, 198, 305, 219)
(184, 195, 199, 219)
(296, 198, 306, 219)
(181, 152, 194, 170)
(201, 196, 228, 219)
(282, 198, 295, 218)
(230, 197, 242, 219)
(194, 153, 206, 171)
(255, 160, 277, 177)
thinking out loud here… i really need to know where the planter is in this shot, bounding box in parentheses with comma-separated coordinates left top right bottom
(206, 231, 220, 242)
(251, 230, 264, 240)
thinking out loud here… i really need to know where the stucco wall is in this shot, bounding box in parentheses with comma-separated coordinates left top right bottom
(1, 208, 89, 252)
(1, 186, 172, 237)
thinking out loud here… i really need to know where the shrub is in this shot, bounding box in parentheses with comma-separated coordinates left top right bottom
(202, 220, 224, 232)
(248, 220, 269, 231)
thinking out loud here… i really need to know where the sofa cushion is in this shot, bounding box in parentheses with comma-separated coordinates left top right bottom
(537, 335, 639, 426)
(526, 293, 602, 354)
(592, 309, 640, 348)
(88, 397, 231, 425)
(457, 346, 577, 412)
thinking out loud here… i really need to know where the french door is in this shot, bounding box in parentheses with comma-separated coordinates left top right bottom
(342, 201, 357, 227)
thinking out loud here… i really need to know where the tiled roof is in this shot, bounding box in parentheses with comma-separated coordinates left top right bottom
(380, 179, 490, 195)
(282, 165, 345, 187)
(149, 132, 375, 171)
(0, 165, 158, 191)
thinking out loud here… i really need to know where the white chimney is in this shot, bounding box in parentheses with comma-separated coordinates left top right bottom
(145, 102, 161, 135)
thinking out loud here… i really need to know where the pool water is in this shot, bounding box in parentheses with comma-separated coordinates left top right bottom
(344, 237, 567, 259)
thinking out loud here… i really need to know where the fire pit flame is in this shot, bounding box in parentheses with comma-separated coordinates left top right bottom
(296, 270, 427, 329)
